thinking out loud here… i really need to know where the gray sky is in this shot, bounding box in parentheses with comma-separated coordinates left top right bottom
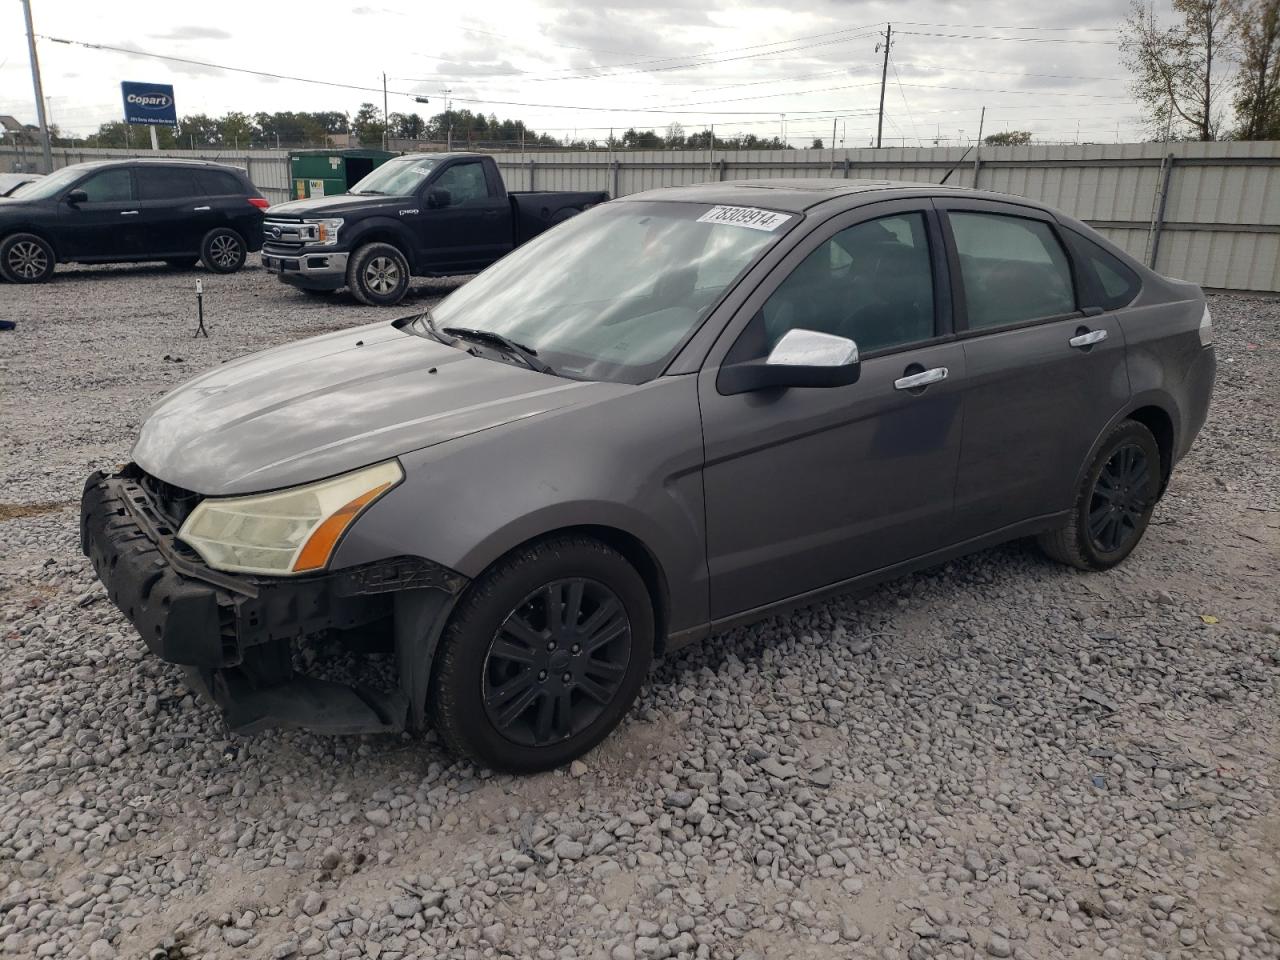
(1, 0, 1167, 146)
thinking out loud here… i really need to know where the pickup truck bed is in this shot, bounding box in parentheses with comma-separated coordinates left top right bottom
(261, 152, 608, 306)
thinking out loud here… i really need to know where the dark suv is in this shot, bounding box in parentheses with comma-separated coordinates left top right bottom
(0, 159, 267, 283)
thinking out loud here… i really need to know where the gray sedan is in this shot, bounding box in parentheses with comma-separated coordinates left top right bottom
(81, 179, 1215, 771)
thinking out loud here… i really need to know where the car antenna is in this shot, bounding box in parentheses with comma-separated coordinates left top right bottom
(193, 279, 208, 338)
(939, 145, 975, 185)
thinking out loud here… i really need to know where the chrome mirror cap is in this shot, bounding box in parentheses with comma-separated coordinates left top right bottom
(765, 328, 859, 368)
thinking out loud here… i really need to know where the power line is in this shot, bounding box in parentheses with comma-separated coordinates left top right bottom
(895, 20, 1116, 33)
(896, 30, 1119, 45)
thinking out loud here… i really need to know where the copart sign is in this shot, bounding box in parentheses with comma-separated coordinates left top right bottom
(121, 82, 177, 126)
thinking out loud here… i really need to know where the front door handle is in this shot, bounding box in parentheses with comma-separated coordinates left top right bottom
(894, 367, 948, 391)
(192, 205, 211, 211)
(120, 210, 139, 216)
(1069, 328, 1108, 349)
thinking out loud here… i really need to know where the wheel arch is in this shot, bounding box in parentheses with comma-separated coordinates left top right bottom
(1075, 396, 1180, 501)
(450, 522, 673, 659)
(1, 225, 60, 260)
(347, 220, 417, 269)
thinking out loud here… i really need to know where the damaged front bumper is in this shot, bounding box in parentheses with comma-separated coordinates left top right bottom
(80, 469, 467, 735)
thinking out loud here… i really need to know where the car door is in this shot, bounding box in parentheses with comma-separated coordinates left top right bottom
(415, 159, 512, 271)
(134, 165, 205, 255)
(699, 202, 966, 621)
(936, 199, 1131, 541)
(57, 167, 143, 260)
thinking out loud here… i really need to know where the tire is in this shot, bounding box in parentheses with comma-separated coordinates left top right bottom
(165, 258, 199, 270)
(347, 242, 410, 306)
(430, 536, 654, 772)
(1037, 420, 1162, 571)
(200, 228, 246, 274)
(0, 232, 55, 283)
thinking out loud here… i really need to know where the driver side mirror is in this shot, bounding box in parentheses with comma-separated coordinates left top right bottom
(718, 328, 861, 396)
(65, 189, 88, 206)
(426, 187, 452, 209)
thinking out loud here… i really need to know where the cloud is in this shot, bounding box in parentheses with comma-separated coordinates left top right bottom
(147, 26, 233, 41)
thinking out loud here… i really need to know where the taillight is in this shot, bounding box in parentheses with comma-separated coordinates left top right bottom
(247, 197, 270, 210)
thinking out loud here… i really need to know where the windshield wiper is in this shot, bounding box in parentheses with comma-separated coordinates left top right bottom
(351, 189, 386, 195)
(442, 326, 555, 375)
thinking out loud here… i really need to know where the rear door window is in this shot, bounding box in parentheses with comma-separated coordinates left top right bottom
(78, 168, 134, 202)
(137, 167, 199, 201)
(1063, 229, 1141, 310)
(196, 169, 245, 196)
(948, 212, 1076, 330)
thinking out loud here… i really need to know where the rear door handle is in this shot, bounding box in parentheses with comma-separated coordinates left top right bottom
(120, 210, 139, 216)
(193, 205, 211, 211)
(1069, 329, 1108, 349)
(894, 367, 948, 391)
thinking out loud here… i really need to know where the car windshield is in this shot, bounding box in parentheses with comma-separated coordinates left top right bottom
(349, 157, 440, 196)
(413, 200, 794, 383)
(9, 165, 87, 200)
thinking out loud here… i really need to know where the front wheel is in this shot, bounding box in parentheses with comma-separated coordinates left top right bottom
(1037, 420, 1161, 571)
(347, 242, 410, 306)
(0, 233, 56, 283)
(200, 228, 246, 273)
(430, 537, 654, 772)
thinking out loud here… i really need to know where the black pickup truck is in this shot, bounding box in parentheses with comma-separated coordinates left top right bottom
(261, 152, 607, 305)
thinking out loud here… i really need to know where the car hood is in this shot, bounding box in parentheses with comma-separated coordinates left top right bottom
(266, 194, 407, 218)
(131, 321, 613, 496)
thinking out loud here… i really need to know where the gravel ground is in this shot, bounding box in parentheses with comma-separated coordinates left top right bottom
(1, 263, 1278, 960)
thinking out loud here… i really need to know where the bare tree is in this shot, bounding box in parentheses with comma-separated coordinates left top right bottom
(1120, 0, 1236, 140)
(1232, 0, 1280, 138)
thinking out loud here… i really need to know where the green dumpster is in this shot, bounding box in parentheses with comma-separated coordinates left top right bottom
(288, 148, 397, 199)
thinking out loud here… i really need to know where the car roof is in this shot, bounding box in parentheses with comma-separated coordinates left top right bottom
(58, 158, 245, 172)
(620, 178, 1040, 214)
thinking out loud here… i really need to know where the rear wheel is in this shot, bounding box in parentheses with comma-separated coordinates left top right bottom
(200, 229, 246, 273)
(347, 242, 411, 306)
(430, 536, 654, 772)
(0, 233, 55, 283)
(1037, 420, 1161, 571)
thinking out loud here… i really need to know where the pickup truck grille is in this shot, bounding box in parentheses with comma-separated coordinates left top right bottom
(263, 219, 310, 250)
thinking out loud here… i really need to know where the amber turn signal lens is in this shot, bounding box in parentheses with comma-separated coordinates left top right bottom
(292, 483, 392, 573)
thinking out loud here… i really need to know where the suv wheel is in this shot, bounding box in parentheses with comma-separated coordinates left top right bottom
(347, 242, 410, 306)
(200, 229, 246, 273)
(1037, 419, 1161, 571)
(430, 536, 654, 772)
(0, 233, 56, 283)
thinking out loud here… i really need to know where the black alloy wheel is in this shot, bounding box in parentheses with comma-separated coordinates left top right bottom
(1036, 419, 1161, 571)
(200, 228, 246, 273)
(429, 536, 654, 772)
(1088, 442, 1151, 554)
(481, 578, 632, 748)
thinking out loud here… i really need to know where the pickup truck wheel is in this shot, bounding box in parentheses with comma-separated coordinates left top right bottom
(1037, 420, 1161, 571)
(200, 228, 246, 273)
(348, 242, 410, 306)
(0, 232, 56, 283)
(430, 536, 654, 772)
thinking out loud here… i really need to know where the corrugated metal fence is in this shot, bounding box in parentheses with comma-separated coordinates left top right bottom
(4, 141, 1279, 292)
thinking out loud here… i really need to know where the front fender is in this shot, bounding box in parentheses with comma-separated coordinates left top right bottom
(345, 217, 419, 268)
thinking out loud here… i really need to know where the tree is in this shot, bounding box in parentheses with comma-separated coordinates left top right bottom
(352, 102, 385, 146)
(665, 122, 686, 148)
(387, 112, 425, 139)
(810, 138, 825, 149)
(180, 113, 222, 147)
(218, 112, 258, 148)
(1232, 0, 1280, 138)
(984, 130, 1034, 145)
(1120, 0, 1235, 140)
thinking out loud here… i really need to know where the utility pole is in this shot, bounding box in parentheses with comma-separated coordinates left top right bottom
(21, 0, 54, 172)
(876, 23, 892, 149)
(973, 106, 985, 187)
(382, 72, 389, 150)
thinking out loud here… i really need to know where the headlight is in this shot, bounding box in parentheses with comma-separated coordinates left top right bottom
(303, 217, 344, 245)
(178, 461, 402, 576)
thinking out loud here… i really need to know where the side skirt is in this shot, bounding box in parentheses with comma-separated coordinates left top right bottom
(665, 512, 1069, 654)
